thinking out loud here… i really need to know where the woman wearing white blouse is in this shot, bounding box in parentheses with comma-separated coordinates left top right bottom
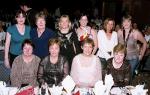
(97, 18, 118, 69)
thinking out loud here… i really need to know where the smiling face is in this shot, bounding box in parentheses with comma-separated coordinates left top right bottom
(82, 43, 93, 56)
(122, 19, 132, 29)
(23, 44, 33, 56)
(49, 43, 60, 57)
(114, 51, 125, 64)
(106, 20, 114, 32)
(59, 16, 70, 30)
(36, 17, 46, 29)
(16, 13, 26, 25)
(79, 15, 88, 27)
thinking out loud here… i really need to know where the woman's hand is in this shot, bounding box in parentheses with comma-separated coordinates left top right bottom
(4, 58, 10, 69)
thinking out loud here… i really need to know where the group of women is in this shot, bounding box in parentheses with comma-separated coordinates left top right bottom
(3, 9, 147, 89)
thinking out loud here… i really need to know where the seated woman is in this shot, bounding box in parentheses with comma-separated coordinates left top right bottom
(70, 38, 102, 88)
(104, 43, 131, 86)
(10, 39, 41, 87)
(37, 38, 69, 87)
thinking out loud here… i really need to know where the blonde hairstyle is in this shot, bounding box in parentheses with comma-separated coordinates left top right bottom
(58, 15, 71, 29)
(113, 43, 126, 54)
(48, 38, 61, 48)
(103, 18, 115, 32)
(81, 38, 94, 47)
(35, 11, 46, 22)
(122, 15, 132, 22)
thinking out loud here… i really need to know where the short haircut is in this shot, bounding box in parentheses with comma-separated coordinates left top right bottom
(48, 38, 61, 48)
(35, 11, 46, 21)
(81, 38, 94, 47)
(122, 14, 132, 22)
(113, 43, 126, 54)
(22, 39, 35, 50)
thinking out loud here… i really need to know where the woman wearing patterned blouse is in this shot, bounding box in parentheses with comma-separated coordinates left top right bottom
(37, 38, 69, 87)
(104, 43, 131, 86)
(56, 15, 81, 71)
(76, 13, 98, 54)
(10, 39, 41, 87)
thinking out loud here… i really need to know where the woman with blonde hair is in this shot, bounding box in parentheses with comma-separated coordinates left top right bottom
(117, 15, 147, 78)
(56, 14, 81, 71)
(30, 11, 56, 59)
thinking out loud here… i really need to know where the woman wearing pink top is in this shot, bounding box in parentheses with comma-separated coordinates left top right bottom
(70, 38, 102, 88)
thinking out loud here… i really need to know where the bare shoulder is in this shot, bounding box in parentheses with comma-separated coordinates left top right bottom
(91, 27, 96, 32)
(132, 29, 145, 40)
(117, 29, 123, 34)
(76, 27, 80, 33)
(133, 29, 143, 36)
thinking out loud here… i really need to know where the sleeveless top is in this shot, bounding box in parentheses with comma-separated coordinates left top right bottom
(126, 33, 139, 60)
(118, 30, 139, 60)
(77, 26, 93, 41)
(75, 54, 99, 87)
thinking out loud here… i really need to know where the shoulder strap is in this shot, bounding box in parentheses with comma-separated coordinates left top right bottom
(123, 29, 132, 47)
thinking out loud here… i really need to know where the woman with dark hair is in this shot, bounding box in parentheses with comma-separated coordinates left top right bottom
(10, 39, 41, 87)
(4, 9, 31, 68)
(76, 13, 98, 54)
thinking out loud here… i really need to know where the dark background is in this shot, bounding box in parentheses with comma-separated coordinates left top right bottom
(1, 0, 150, 30)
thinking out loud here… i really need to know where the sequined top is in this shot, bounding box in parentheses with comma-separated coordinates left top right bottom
(37, 55, 69, 87)
(10, 55, 41, 87)
(104, 58, 131, 86)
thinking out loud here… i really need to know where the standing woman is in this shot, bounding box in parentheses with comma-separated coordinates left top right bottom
(57, 15, 81, 71)
(97, 18, 118, 69)
(30, 11, 56, 59)
(117, 15, 147, 78)
(4, 10, 31, 68)
(76, 13, 98, 54)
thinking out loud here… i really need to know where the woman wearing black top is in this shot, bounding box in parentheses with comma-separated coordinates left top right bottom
(56, 15, 81, 71)
(37, 38, 69, 87)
